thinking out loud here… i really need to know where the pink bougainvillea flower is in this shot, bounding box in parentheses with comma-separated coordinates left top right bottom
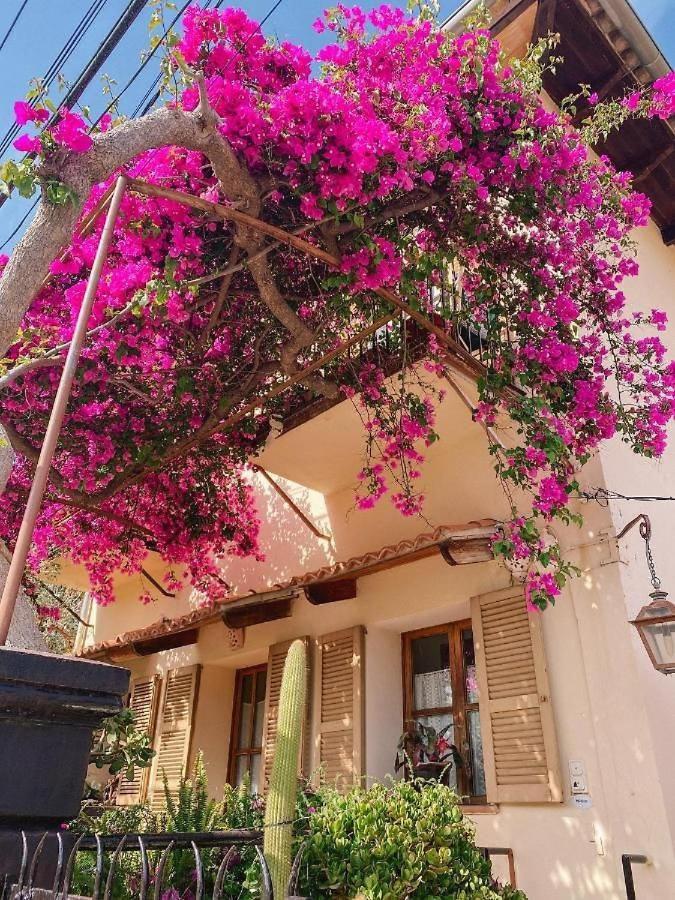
(650, 72, 675, 119)
(13, 133, 41, 153)
(52, 110, 93, 153)
(13, 100, 49, 126)
(0, 4, 673, 612)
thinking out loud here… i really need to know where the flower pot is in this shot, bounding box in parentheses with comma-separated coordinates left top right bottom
(412, 762, 451, 783)
(0, 647, 129, 830)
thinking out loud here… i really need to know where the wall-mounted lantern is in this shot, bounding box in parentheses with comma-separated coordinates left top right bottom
(619, 514, 675, 675)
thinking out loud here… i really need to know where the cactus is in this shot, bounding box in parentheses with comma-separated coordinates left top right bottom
(263, 639, 308, 899)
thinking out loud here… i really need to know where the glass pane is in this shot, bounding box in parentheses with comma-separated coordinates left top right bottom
(411, 632, 452, 710)
(414, 713, 457, 791)
(234, 754, 248, 787)
(467, 710, 486, 797)
(252, 671, 267, 748)
(250, 753, 262, 795)
(237, 674, 253, 749)
(462, 628, 480, 703)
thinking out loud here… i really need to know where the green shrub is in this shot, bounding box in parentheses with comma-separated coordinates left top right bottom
(69, 753, 264, 900)
(298, 780, 528, 900)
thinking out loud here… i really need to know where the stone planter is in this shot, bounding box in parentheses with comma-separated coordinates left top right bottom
(0, 647, 129, 830)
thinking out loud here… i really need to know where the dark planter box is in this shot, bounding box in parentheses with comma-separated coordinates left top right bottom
(0, 647, 129, 830)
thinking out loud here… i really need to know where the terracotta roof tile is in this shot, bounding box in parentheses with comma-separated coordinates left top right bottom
(76, 520, 499, 659)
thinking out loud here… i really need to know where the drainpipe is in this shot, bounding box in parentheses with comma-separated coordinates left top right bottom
(444, 0, 672, 82)
(443, 0, 495, 31)
(595, 0, 671, 79)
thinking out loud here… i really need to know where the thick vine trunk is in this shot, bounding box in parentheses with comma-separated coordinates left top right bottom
(0, 101, 257, 358)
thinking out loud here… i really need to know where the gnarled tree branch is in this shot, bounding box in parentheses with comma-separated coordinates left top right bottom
(0, 97, 259, 358)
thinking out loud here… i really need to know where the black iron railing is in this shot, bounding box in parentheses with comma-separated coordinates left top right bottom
(622, 853, 648, 900)
(0, 829, 269, 900)
(0, 829, 516, 899)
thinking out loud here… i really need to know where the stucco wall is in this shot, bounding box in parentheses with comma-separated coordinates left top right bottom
(596, 216, 675, 868)
(118, 526, 674, 899)
(80, 196, 675, 900)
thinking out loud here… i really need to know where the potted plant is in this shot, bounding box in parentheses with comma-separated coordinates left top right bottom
(395, 722, 462, 784)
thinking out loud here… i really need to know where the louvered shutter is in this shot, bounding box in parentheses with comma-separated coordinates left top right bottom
(471, 586, 562, 803)
(312, 626, 364, 791)
(149, 664, 200, 810)
(261, 637, 310, 793)
(116, 674, 160, 805)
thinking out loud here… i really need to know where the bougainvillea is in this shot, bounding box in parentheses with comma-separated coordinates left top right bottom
(1, 4, 674, 609)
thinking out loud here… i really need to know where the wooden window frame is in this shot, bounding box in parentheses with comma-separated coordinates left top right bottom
(227, 663, 267, 788)
(402, 619, 485, 804)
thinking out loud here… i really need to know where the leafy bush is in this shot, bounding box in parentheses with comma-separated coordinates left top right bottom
(89, 708, 155, 783)
(70, 753, 264, 900)
(298, 780, 527, 900)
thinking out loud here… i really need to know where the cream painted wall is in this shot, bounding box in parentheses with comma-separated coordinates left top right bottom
(595, 217, 675, 862)
(80, 187, 675, 900)
(120, 530, 675, 899)
(83, 470, 334, 646)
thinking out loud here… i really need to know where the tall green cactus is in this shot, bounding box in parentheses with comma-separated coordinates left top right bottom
(263, 639, 307, 899)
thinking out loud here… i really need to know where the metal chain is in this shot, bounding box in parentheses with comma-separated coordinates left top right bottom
(639, 518, 661, 590)
(644, 534, 661, 590)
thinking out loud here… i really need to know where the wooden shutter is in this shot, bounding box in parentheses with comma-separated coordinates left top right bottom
(471, 587, 561, 803)
(261, 637, 310, 793)
(312, 626, 364, 791)
(116, 674, 160, 805)
(149, 664, 200, 810)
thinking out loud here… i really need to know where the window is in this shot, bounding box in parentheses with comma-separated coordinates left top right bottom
(228, 664, 267, 793)
(402, 621, 486, 802)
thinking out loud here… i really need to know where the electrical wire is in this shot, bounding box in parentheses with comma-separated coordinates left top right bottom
(92, 0, 194, 125)
(0, 0, 287, 249)
(0, 0, 108, 158)
(0, 0, 30, 55)
(581, 487, 675, 505)
(135, 0, 284, 117)
(0, 196, 39, 252)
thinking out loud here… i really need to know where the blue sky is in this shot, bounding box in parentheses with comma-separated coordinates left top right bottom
(0, 0, 672, 251)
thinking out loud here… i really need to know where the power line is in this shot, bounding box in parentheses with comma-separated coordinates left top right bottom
(0, 0, 109, 158)
(0, 0, 287, 250)
(0, 0, 108, 158)
(0, 197, 38, 253)
(93, 0, 193, 125)
(581, 488, 675, 505)
(135, 0, 284, 118)
(0, 0, 30, 55)
(0, 0, 148, 235)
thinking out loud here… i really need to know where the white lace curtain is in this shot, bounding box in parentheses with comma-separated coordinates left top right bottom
(414, 667, 451, 711)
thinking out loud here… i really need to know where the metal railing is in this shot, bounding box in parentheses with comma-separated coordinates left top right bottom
(622, 853, 648, 900)
(0, 829, 516, 900)
(0, 829, 271, 900)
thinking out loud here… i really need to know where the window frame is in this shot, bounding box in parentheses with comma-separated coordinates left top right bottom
(401, 619, 485, 804)
(227, 663, 267, 789)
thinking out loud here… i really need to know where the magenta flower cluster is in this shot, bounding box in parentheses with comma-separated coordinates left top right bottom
(1, 4, 674, 612)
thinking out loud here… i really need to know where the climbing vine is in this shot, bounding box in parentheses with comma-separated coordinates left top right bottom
(0, 4, 673, 610)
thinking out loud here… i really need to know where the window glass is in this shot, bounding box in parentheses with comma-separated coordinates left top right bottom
(404, 622, 485, 802)
(462, 628, 480, 704)
(467, 709, 486, 797)
(237, 673, 254, 749)
(411, 632, 452, 710)
(230, 666, 267, 792)
(252, 670, 266, 747)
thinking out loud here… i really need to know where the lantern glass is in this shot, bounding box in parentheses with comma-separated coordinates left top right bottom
(631, 594, 675, 674)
